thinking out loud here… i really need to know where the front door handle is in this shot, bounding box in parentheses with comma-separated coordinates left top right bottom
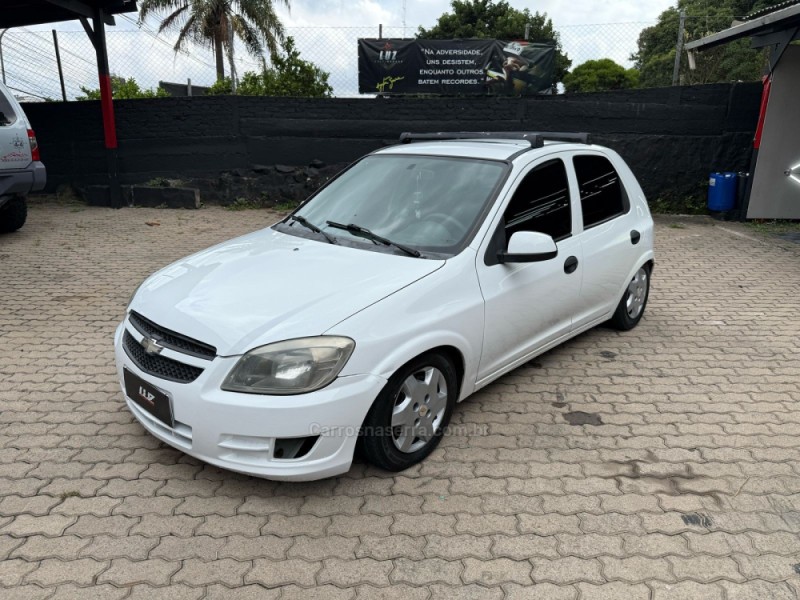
(564, 256, 579, 274)
(630, 230, 641, 245)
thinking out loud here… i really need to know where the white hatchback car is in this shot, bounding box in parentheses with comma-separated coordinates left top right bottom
(116, 132, 654, 481)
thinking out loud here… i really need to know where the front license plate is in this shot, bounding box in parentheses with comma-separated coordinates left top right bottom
(124, 368, 174, 428)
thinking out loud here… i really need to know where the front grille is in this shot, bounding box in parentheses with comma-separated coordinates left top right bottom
(123, 330, 203, 384)
(129, 311, 216, 359)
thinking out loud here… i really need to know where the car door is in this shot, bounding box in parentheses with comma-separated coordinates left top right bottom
(476, 156, 584, 383)
(569, 151, 641, 328)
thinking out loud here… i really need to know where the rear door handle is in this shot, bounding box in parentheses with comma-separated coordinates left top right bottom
(631, 230, 641, 245)
(564, 256, 579, 274)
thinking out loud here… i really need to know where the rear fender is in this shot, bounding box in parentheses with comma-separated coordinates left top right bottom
(615, 251, 655, 301)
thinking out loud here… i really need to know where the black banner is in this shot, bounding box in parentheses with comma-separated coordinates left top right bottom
(358, 39, 555, 96)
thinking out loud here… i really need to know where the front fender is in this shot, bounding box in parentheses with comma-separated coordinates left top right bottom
(327, 252, 484, 401)
(351, 329, 478, 401)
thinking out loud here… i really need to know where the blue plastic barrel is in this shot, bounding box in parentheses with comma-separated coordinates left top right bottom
(708, 172, 737, 212)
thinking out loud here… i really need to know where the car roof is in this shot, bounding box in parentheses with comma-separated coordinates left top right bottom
(374, 140, 598, 162)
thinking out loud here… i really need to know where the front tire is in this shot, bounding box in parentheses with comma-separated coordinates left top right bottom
(609, 264, 650, 331)
(0, 196, 27, 233)
(359, 353, 457, 472)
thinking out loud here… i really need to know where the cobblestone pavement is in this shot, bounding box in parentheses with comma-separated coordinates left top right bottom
(1, 204, 800, 599)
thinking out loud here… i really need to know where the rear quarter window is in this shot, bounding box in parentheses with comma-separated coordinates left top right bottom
(573, 155, 629, 229)
(0, 94, 18, 126)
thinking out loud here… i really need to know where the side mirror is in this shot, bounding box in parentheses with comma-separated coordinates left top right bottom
(497, 231, 558, 264)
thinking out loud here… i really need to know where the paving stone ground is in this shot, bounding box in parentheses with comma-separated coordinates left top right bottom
(1, 203, 800, 599)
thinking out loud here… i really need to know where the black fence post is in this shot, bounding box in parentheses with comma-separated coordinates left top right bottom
(52, 30, 67, 102)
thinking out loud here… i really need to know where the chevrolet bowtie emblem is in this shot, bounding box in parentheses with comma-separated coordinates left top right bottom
(141, 337, 164, 355)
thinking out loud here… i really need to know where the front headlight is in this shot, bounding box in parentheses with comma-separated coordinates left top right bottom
(221, 336, 355, 395)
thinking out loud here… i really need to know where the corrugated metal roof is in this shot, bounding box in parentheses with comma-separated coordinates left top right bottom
(685, 2, 800, 51)
(745, 0, 800, 21)
(0, 0, 136, 29)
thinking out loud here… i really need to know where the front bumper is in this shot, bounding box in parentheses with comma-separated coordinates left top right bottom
(114, 322, 385, 481)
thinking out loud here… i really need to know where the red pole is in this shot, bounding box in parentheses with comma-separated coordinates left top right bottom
(98, 73, 118, 149)
(753, 75, 772, 150)
(738, 76, 771, 221)
(93, 8, 122, 207)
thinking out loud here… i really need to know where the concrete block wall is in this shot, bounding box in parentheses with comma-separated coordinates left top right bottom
(22, 82, 762, 205)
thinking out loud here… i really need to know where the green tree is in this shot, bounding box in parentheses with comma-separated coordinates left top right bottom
(418, 0, 571, 84)
(207, 77, 234, 95)
(208, 37, 332, 97)
(632, 0, 782, 87)
(139, 0, 289, 82)
(76, 75, 169, 100)
(563, 59, 639, 93)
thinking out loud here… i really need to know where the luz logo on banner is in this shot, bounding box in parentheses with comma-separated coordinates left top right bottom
(377, 42, 402, 65)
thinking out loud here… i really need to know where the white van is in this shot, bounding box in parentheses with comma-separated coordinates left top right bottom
(0, 82, 46, 232)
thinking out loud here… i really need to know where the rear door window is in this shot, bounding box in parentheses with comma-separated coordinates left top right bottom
(573, 155, 629, 229)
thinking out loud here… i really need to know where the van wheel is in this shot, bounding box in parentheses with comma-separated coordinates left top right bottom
(359, 353, 457, 472)
(0, 196, 27, 233)
(609, 264, 650, 331)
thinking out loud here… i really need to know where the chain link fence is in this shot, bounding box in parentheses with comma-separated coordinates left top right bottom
(1, 21, 655, 101)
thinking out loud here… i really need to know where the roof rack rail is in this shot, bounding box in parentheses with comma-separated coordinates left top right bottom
(398, 131, 592, 148)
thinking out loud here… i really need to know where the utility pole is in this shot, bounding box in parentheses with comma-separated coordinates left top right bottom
(0, 29, 8, 84)
(53, 30, 67, 102)
(672, 10, 686, 86)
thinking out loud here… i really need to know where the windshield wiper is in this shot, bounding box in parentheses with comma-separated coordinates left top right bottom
(326, 221, 421, 258)
(287, 215, 336, 244)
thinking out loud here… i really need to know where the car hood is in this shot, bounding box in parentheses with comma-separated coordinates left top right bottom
(130, 228, 444, 356)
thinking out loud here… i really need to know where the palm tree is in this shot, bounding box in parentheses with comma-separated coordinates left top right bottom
(139, 0, 290, 82)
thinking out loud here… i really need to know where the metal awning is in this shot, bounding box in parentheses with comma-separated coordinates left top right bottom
(685, 2, 800, 53)
(0, 0, 136, 28)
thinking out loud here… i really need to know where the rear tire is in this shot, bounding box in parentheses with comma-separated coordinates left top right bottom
(0, 196, 27, 233)
(609, 264, 650, 331)
(359, 353, 457, 472)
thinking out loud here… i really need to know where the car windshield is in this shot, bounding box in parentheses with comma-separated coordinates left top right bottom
(288, 154, 507, 256)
